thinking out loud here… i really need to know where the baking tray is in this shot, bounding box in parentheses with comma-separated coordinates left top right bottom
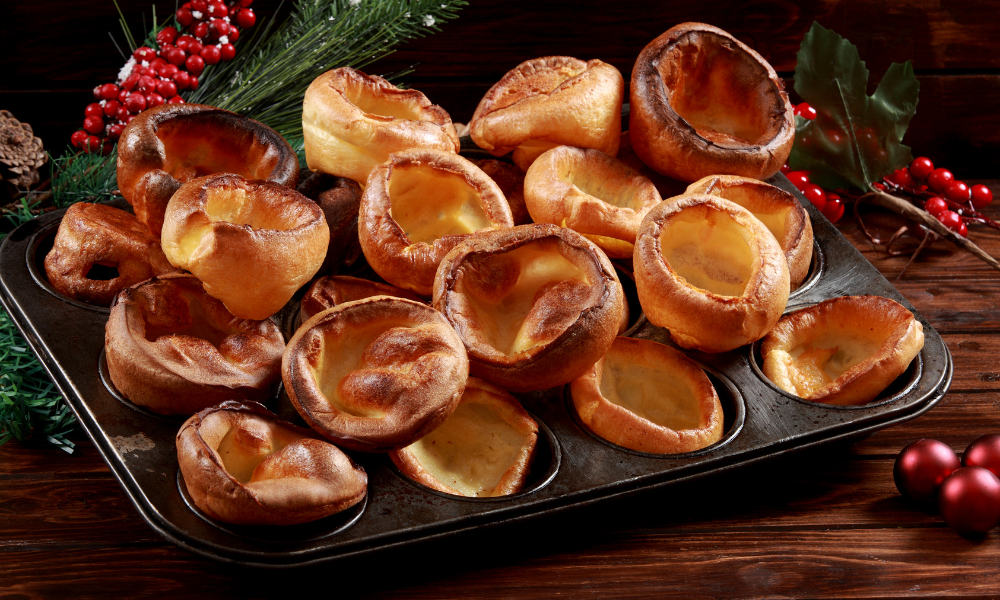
(0, 173, 952, 567)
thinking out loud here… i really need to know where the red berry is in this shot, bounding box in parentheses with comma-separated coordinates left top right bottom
(118, 89, 130, 104)
(103, 100, 121, 118)
(117, 106, 130, 122)
(157, 79, 178, 98)
(239, 0, 252, 6)
(138, 75, 158, 94)
(176, 35, 195, 52)
(192, 0, 208, 12)
(821, 193, 844, 223)
(147, 93, 166, 108)
(909, 157, 934, 180)
(99, 83, 120, 101)
(938, 210, 963, 232)
(802, 183, 826, 211)
(156, 26, 178, 46)
(84, 103, 104, 119)
(208, 1, 228, 17)
(945, 180, 971, 203)
(101, 139, 115, 156)
(70, 130, 88, 149)
(176, 6, 194, 27)
(193, 21, 209, 39)
(201, 44, 221, 64)
(92, 86, 103, 100)
(220, 42, 236, 61)
(173, 70, 192, 90)
(140, 66, 157, 77)
(236, 8, 256, 28)
(83, 115, 104, 135)
(122, 72, 141, 91)
(126, 92, 147, 113)
(785, 171, 810, 191)
(108, 123, 125, 140)
(167, 47, 187, 66)
(186, 54, 206, 76)
(971, 184, 993, 210)
(168, 95, 186, 104)
(228, 26, 239, 42)
(794, 102, 817, 120)
(209, 18, 231, 38)
(924, 197, 948, 216)
(894, 439, 960, 504)
(133, 46, 156, 62)
(938, 467, 1000, 535)
(187, 40, 204, 56)
(888, 168, 915, 189)
(928, 168, 954, 193)
(957, 221, 969, 237)
(780, 162, 790, 174)
(189, 75, 199, 91)
(85, 135, 102, 153)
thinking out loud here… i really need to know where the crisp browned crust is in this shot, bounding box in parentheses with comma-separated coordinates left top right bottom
(298, 275, 425, 325)
(303, 68, 459, 185)
(616, 130, 690, 199)
(313, 176, 364, 275)
(469, 56, 623, 170)
(475, 159, 531, 225)
(524, 145, 662, 258)
(282, 296, 469, 452)
(761, 295, 925, 405)
(176, 401, 367, 525)
(104, 274, 285, 415)
(629, 23, 794, 182)
(634, 193, 790, 353)
(571, 337, 723, 454)
(161, 173, 329, 320)
(358, 149, 514, 296)
(686, 175, 813, 288)
(389, 377, 538, 497)
(44, 202, 175, 305)
(433, 223, 624, 392)
(117, 103, 299, 236)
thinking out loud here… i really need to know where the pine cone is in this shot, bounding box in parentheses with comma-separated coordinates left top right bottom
(0, 110, 47, 192)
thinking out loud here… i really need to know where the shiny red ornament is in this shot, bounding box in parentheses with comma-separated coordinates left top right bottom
(894, 438, 960, 504)
(971, 185, 994, 210)
(963, 434, 1000, 477)
(938, 467, 1000, 535)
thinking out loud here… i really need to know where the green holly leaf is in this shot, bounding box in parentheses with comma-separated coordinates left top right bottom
(789, 22, 919, 191)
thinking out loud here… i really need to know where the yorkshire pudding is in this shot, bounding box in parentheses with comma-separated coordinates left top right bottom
(433, 223, 625, 392)
(469, 56, 624, 171)
(283, 296, 468, 452)
(105, 274, 285, 415)
(616, 130, 689, 199)
(296, 174, 364, 275)
(524, 146, 662, 259)
(686, 175, 813, 288)
(117, 103, 299, 236)
(303, 67, 460, 186)
(634, 193, 789, 353)
(571, 337, 723, 454)
(358, 149, 514, 296)
(177, 401, 367, 525)
(629, 23, 795, 182)
(761, 296, 925, 405)
(475, 159, 532, 226)
(298, 275, 424, 325)
(389, 377, 538, 497)
(44, 202, 175, 306)
(161, 173, 329, 320)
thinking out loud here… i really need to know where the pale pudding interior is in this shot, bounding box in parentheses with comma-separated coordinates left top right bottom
(140, 287, 237, 348)
(204, 185, 307, 231)
(388, 164, 492, 245)
(344, 84, 426, 120)
(405, 389, 533, 497)
(706, 185, 791, 249)
(659, 205, 754, 297)
(559, 161, 642, 211)
(600, 349, 704, 431)
(785, 333, 883, 396)
(158, 116, 279, 182)
(199, 413, 295, 484)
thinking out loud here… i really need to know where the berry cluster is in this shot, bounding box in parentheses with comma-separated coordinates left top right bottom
(895, 436, 1000, 535)
(780, 165, 845, 223)
(882, 156, 994, 237)
(70, 0, 257, 154)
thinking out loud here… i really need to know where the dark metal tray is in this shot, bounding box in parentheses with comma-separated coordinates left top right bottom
(0, 174, 952, 567)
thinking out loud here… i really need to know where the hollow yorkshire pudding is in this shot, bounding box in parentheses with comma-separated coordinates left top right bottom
(297, 174, 364, 275)
(475, 159, 532, 226)
(634, 193, 789, 353)
(433, 223, 625, 392)
(283, 296, 468, 452)
(44, 202, 175, 306)
(177, 401, 367, 525)
(117, 103, 299, 236)
(389, 377, 538, 498)
(469, 56, 624, 171)
(161, 173, 329, 320)
(629, 23, 795, 182)
(761, 296, 925, 405)
(298, 275, 425, 325)
(524, 146, 662, 259)
(686, 175, 813, 288)
(303, 67, 460, 186)
(571, 337, 723, 454)
(105, 274, 285, 415)
(358, 149, 514, 296)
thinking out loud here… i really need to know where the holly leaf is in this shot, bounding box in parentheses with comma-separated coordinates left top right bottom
(788, 22, 919, 191)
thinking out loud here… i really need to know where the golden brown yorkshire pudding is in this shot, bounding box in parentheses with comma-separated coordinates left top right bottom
(524, 146, 662, 259)
(433, 223, 625, 392)
(686, 175, 813, 288)
(296, 174, 364, 275)
(475, 159, 532, 226)
(117, 103, 299, 236)
(762, 296, 924, 405)
(469, 56, 624, 171)
(283, 296, 469, 452)
(629, 23, 795, 182)
(358, 149, 514, 296)
(161, 173, 329, 320)
(303, 68, 460, 186)
(298, 275, 425, 325)
(571, 337, 723, 454)
(634, 194, 789, 353)
(389, 377, 538, 497)
(105, 274, 285, 415)
(617, 130, 689, 199)
(44, 202, 175, 306)
(177, 401, 367, 526)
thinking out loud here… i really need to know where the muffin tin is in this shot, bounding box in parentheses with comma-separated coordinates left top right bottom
(0, 174, 951, 567)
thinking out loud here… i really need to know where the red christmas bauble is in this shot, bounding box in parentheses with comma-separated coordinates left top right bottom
(939, 467, 1000, 535)
(894, 439, 960, 504)
(963, 433, 1000, 477)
